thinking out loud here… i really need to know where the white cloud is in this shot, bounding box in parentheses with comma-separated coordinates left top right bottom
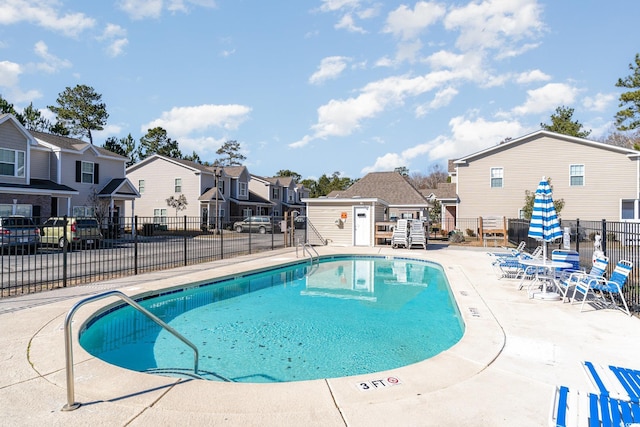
(117, 0, 216, 20)
(444, 0, 544, 55)
(383, 2, 446, 41)
(32, 41, 72, 73)
(361, 115, 529, 174)
(141, 104, 252, 138)
(335, 13, 366, 33)
(118, 0, 163, 20)
(0, 60, 22, 88)
(292, 70, 461, 148)
(318, 0, 361, 13)
(309, 56, 351, 85)
(0, 0, 95, 37)
(511, 82, 581, 116)
(515, 69, 551, 84)
(583, 92, 616, 112)
(106, 39, 129, 58)
(416, 86, 458, 116)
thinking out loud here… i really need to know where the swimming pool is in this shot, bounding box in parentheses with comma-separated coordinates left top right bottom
(79, 255, 464, 383)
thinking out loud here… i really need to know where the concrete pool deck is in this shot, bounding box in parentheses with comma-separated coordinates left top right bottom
(1, 244, 640, 426)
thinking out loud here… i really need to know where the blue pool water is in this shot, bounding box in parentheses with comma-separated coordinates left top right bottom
(79, 256, 464, 383)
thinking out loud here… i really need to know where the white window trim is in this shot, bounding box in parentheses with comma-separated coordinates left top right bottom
(621, 199, 640, 221)
(490, 167, 503, 188)
(0, 148, 25, 178)
(238, 182, 248, 197)
(80, 161, 95, 184)
(569, 164, 585, 186)
(174, 178, 182, 193)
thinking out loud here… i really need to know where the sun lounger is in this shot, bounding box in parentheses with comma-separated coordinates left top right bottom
(583, 361, 640, 403)
(408, 220, 427, 249)
(550, 385, 640, 427)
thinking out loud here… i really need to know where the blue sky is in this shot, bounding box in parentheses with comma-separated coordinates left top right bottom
(1, 1, 639, 181)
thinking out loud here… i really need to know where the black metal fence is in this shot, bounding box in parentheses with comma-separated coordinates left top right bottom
(0, 215, 311, 299)
(509, 218, 640, 313)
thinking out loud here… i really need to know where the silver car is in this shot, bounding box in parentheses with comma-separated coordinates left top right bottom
(233, 216, 279, 234)
(0, 216, 40, 253)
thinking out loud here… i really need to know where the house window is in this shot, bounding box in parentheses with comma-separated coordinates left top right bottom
(73, 206, 95, 217)
(153, 208, 167, 225)
(0, 203, 31, 216)
(287, 190, 294, 203)
(242, 208, 252, 217)
(0, 148, 25, 177)
(570, 164, 584, 186)
(621, 200, 639, 220)
(272, 188, 279, 199)
(239, 182, 247, 197)
(81, 162, 95, 184)
(490, 167, 503, 188)
(174, 178, 182, 193)
(139, 180, 145, 193)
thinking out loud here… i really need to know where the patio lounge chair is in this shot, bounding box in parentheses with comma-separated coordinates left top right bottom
(391, 219, 409, 249)
(492, 246, 543, 280)
(583, 361, 640, 403)
(588, 260, 634, 316)
(557, 255, 609, 305)
(486, 241, 526, 258)
(408, 220, 427, 249)
(550, 385, 640, 427)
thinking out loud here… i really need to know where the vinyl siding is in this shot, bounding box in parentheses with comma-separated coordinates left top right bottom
(307, 200, 384, 246)
(0, 120, 29, 185)
(30, 149, 50, 180)
(127, 158, 203, 217)
(457, 135, 639, 221)
(61, 152, 127, 214)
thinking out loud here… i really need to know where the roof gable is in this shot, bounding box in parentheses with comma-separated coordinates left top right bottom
(454, 130, 640, 164)
(31, 130, 127, 159)
(0, 114, 37, 145)
(329, 171, 429, 206)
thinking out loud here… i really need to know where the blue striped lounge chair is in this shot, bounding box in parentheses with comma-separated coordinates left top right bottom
(582, 361, 640, 404)
(492, 246, 542, 280)
(550, 385, 640, 427)
(558, 255, 609, 305)
(589, 260, 634, 316)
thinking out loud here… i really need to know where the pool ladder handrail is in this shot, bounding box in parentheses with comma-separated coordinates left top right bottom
(297, 240, 319, 275)
(62, 290, 199, 412)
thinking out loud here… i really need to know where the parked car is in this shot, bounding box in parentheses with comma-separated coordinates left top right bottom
(40, 217, 103, 249)
(0, 216, 40, 253)
(233, 216, 279, 234)
(294, 216, 307, 229)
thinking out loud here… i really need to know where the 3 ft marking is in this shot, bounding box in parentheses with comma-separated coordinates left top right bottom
(356, 376, 401, 391)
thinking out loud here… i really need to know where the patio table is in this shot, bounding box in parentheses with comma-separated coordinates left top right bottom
(518, 258, 571, 301)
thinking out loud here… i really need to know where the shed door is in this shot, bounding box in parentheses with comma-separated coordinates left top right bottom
(354, 206, 370, 246)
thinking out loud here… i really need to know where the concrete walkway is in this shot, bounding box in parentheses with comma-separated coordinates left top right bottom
(1, 244, 639, 426)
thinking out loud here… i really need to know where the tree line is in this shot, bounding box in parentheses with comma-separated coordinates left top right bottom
(3, 53, 640, 195)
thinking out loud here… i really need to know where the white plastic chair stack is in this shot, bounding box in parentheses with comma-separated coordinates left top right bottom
(391, 219, 409, 248)
(408, 220, 427, 249)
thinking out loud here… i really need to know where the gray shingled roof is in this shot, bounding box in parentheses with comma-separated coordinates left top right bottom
(30, 130, 127, 159)
(328, 171, 428, 205)
(421, 182, 457, 200)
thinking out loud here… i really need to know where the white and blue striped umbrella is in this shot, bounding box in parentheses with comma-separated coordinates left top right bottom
(528, 176, 562, 259)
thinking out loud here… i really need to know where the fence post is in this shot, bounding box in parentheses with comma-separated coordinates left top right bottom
(602, 219, 607, 256)
(63, 215, 68, 287)
(220, 222, 224, 260)
(134, 216, 138, 275)
(183, 215, 188, 267)
(575, 218, 580, 253)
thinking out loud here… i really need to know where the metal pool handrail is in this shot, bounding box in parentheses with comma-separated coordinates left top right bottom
(62, 290, 199, 411)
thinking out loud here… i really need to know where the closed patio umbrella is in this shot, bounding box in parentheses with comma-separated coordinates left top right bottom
(528, 176, 562, 259)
